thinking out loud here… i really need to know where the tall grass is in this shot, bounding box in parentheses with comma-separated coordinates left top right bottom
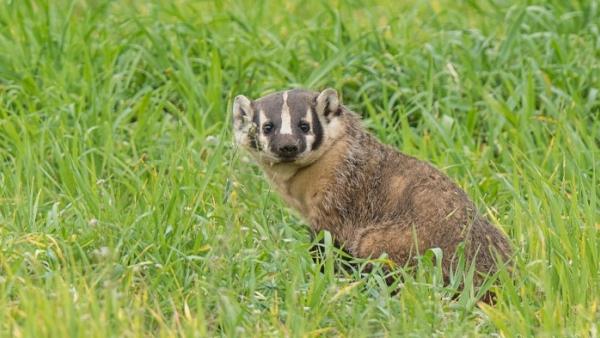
(0, 0, 598, 336)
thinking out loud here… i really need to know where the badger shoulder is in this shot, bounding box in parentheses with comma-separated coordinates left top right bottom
(305, 117, 511, 259)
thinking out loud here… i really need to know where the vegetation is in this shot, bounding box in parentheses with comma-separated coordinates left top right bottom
(0, 0, 598, 336)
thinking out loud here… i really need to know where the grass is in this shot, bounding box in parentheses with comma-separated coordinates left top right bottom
(0, 0, 598, 336)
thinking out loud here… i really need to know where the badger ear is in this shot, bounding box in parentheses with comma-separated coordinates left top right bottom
(232, 95, 254, 130)
(316, 88, 340, 121)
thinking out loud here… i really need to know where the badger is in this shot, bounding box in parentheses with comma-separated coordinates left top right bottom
(232, 88, 512, 290)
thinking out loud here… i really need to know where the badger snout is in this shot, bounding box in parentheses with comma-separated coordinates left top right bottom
(277, 144, 299, 157)
(272, 136, 304, 160)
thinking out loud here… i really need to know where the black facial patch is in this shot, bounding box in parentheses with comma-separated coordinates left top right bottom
(286, 89, 319, 134)
(311, 107, 323, 151)
(255, 93, 284, 131)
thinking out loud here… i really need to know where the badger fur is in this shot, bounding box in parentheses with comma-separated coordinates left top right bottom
(232, 88, 512, 289)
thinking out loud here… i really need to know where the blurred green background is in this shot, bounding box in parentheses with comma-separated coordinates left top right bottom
(0, 0, 598, 336)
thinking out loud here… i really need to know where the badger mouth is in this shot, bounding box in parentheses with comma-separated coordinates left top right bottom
(273, 147, 301, 163)
(274, 152, 299, 163)
(278, 157, 297, 163)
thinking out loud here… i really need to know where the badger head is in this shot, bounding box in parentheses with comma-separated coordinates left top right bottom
(232, 88, 344, 167)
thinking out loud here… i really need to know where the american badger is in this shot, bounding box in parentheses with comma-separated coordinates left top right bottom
(232, 88, 512, 286)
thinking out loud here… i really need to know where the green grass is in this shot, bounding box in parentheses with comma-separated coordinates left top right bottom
(0, 0, 599, 336)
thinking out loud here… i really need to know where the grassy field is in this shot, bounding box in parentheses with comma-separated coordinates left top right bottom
(0, 0, 599, 336)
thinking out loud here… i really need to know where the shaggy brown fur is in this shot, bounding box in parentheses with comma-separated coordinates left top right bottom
(233, 88, 512, 291)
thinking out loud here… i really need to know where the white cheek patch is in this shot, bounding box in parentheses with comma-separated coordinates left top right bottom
(258, 109, 270, 150)
(233, 119, 256, 148)
(305, 135, 315, 152)
(234, 128, 248, 147)
(327, 118, 343, 140)
(304, 108, 315, 151)
(305, 107, 313, 124)
(280, 91, 292, 135)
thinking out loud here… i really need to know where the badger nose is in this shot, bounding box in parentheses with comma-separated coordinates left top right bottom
(278, 144, 299, 156)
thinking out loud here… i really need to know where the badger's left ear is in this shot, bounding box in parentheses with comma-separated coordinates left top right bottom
(315, 88, 340, 121)
(232, 95, 257, 147)
(232, 95, 254, 131)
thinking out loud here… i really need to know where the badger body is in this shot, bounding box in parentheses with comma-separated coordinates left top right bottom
(233, 88, 511, 285)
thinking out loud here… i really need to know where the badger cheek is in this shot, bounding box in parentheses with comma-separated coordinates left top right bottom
(292, 135, 313, 165)
(257, 132, 275, 157)
(305, 133, 315, 153)
(234, 128, 253, 148)
(233, 130, 245, 147)
(234, 123, 256, 149)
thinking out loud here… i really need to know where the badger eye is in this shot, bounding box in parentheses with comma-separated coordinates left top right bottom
(299, 121, 310, 133)
(262, 122, 274, 134)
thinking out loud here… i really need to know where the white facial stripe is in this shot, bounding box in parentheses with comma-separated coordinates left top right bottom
(306, 134, 315, 151)
(258, 109, 269, 146)
(280, 91, 292, 135)
(303, 108, 312, 151)
(305, 107, 312, 124)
